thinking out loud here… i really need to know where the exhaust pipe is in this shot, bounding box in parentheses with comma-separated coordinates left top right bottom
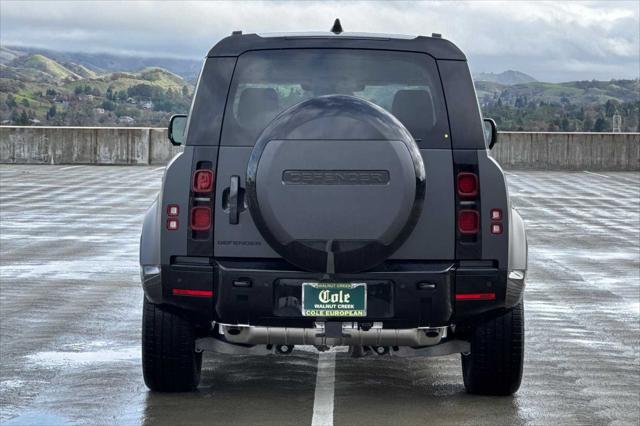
(372, 346, 389, 355)
(275, 344, 294, 354)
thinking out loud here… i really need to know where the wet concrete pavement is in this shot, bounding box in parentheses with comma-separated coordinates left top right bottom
(1, 166, 638, 425)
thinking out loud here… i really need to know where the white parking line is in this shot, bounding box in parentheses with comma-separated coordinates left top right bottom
(59, 166, 82, 171)
(152, 167, 165, 172)
(583, 170, 610, 178)
(311, 352, 336, 426)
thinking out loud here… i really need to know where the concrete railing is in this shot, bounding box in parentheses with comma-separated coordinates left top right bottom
(0, 126, 180, 165)
(490, 131, 639, 171)
(0, 126, 638, 170)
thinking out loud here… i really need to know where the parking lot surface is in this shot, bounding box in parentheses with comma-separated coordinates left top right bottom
(1, 165, 638, 425)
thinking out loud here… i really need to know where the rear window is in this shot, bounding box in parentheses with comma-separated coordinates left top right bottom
(220, 49, 450, 148)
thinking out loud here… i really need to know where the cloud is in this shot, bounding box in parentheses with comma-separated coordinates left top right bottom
(1, 0, 638, 81)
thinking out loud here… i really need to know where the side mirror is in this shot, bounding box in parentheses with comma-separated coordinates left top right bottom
(168, 114, 188, 146)
(483, 118, 498, 150)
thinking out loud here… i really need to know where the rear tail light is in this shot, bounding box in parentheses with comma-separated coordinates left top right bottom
(172, 289, 213, 297)
(190, 206, 211, 231)
(457, 172, 478, 197)
(455, 292, 496, 301)
(192, 169, 214, 193)
(458, 210, 479, 234)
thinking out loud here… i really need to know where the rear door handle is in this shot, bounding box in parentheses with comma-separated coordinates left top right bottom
(229, 175, 240, 225)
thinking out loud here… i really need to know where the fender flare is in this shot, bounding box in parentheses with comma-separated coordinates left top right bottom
(139, 197, 162, 303)
(506, 207, 527, 307)
(508, 208, 527, 272)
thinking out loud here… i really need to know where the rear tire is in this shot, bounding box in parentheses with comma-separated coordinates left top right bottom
(461, 302, 524, 395)
(142, 297, 202, 392)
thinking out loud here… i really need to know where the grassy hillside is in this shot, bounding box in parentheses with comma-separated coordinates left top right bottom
(1, 48, 637, 131)
(15, 54, 82, 81)
(476, 80, 639, 131)
(0, 53, 193, 126)
(474, 70, 537, 85)
(65, 63, 98, 79)
(1, 45, 201, 81)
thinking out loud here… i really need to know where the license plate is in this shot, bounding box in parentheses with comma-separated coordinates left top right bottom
(302, 282, 366, 317)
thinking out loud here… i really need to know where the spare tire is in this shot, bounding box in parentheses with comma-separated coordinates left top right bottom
(246, 95, 425, 273)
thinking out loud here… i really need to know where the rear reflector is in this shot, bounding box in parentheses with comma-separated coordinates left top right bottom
(455, 293, 496, 301)
(167, 204, 179, 217)
(457, 172, 478, 197)
(172, 289, 213, 297)
(190, 206, 211, 231)
(458, 210, 479, 234)
(166, 218, 179, 230)
(193, 169, 214, 193)
(491, 223, 503, 234)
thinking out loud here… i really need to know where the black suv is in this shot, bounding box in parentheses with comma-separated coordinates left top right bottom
(140, 29, 528, 395)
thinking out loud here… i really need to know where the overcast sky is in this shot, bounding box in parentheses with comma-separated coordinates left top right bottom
(1, 0, 638, 82)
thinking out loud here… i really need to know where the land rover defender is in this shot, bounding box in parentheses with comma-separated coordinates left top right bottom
(140, 27, 528, 395)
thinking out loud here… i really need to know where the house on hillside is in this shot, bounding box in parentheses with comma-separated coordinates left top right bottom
(118, 116, 135, 124)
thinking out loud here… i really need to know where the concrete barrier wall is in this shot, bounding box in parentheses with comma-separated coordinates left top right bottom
(492, 132, 639, 171)
(1, 126, 638, 170)
(0, 126, 181, 165)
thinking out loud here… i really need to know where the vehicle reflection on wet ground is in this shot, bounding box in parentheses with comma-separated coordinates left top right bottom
(1, 166, 638, 425)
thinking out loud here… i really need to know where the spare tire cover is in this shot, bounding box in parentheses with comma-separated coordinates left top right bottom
(246, 95, 425, 273)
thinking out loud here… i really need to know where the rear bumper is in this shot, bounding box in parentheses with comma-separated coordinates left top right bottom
(142, 258, 523, 327)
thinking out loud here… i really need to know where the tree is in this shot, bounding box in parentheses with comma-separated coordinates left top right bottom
(21, 98, 30, 107)
(74, 86, 83, 95)
(101, 100, 116, 111)
(6, 94, 17, 108)
(47, 105, 57, 119)
(592, 117, 608, 132)
(16, 110, 30, 125)
(182, 85, 189, 97)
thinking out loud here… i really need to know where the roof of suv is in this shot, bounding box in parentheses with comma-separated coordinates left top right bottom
(207, 32, 466, 60)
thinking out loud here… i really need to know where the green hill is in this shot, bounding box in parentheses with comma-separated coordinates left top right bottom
(64, 63, 98, 79)
(15, 54, 82, 81)
(474, 70, 537, 85)
(0, 54, 194, 126)
(0, 49, 637, 131)
(475, 79, 639, 105)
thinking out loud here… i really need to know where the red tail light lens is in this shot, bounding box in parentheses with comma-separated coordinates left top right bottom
(455, 292, 496, 301)
(172, 288, 213, 297)
(457, 172, 478, 197)
(190, 206, 211, 231)
(192, 169, 214, 193)
(458, 210, 479, 234)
